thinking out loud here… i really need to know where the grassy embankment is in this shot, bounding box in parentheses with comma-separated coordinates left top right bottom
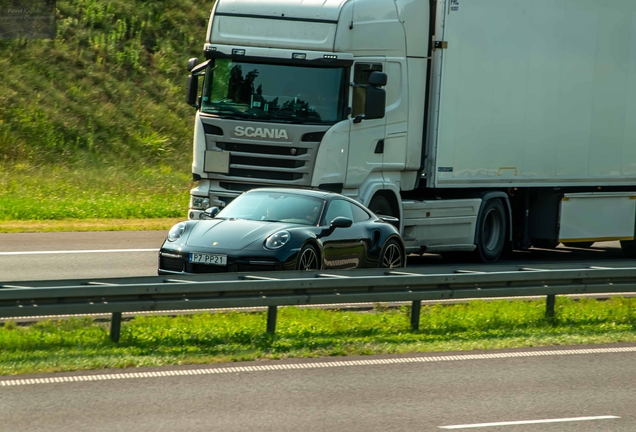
(0, 0, 212, 232)
(1, 298, 635, 375)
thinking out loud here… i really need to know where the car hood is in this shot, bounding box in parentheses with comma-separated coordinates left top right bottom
(185, 219, 289, 250)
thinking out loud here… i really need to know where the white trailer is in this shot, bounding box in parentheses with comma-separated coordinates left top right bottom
(185, 0, 636, 262)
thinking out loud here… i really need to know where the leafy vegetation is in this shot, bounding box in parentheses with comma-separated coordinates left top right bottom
(0, 0, 211, 223)
(1, 298, 635, 375)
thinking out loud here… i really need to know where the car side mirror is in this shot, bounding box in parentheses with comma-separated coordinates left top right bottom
(330, 216, 353, 229)
(203, 207, 220, 219)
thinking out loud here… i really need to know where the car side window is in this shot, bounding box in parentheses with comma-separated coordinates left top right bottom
(351, 203, 371, 222)
(325, 199, 354, 224)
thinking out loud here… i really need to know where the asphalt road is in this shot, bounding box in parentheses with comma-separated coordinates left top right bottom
(0, 231, 167, 281)
(1, 346, 635, 431)
(0, 231, 634, 282)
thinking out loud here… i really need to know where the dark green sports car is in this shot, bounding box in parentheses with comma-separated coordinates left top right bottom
(158, 188, 405, 274)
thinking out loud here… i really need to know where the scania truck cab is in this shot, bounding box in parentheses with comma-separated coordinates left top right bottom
(186, 0, 636, 262)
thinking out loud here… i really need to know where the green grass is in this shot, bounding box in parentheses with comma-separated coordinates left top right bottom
(1, 298, 635, 376)
(0, 164, 190, 221)
(0, 0, 207, 168)
(0, 0, 211, 227)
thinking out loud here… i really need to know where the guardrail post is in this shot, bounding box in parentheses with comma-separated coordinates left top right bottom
(266, 306, 277, 334)
(411, 300, 421, 331)
(110, 312, 122, 343)
(546, 295, 555, 319)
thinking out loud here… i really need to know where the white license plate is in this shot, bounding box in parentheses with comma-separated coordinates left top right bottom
(189, 253, 227, 266)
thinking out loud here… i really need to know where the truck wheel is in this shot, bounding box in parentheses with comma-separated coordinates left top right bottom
(474, 199, 507, 263)
(563, 242, 594, 248)
(369, 195, 394, 217)
(620, 240, 636, 258)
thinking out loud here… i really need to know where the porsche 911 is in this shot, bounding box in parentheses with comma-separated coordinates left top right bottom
(158, 188, 405, 274)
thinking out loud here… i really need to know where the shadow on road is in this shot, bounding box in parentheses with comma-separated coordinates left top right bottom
(407, 241, 634, 271)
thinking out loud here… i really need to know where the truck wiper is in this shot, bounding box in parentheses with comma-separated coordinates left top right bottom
(209, 110, 253, 120)
(267, 115, 306, 124)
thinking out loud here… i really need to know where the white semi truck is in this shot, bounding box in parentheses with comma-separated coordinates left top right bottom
(185, 0, 636, 262)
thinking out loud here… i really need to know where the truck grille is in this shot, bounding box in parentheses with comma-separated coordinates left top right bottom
(209, 141, 317, 184)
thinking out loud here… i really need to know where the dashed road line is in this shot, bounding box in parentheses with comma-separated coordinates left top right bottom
(1, 346, 635, 387)
(439, 415, 620, 429)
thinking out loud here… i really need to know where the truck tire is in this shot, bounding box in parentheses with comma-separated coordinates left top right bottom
(474, 198, 507, 263)
(620, 240, 636, 258)
(369, 195, 394, 217)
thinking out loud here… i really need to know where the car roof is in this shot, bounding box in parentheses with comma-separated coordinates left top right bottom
(244, 187, 338, 200)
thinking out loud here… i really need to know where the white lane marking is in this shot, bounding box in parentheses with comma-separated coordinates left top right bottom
(1, 346, 635, 387)
(439, 415, 620, 429)
(0, 249, 157, 256)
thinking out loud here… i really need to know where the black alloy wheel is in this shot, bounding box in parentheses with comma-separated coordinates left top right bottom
(380, 239, 404, 268)
(296, 244, 320, 270)
(475, 199, 507, 263)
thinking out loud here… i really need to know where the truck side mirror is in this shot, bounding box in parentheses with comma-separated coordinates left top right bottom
(352, 71, 387, 123)
(186, 57, 199, 72)
(368, 71, 387, 87)
(363, 86, 386, 120)
(186, 75, 199, 107)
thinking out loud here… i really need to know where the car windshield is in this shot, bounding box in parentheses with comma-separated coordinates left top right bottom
(200, 59, 347, 124)
(217, 191, 324, 225)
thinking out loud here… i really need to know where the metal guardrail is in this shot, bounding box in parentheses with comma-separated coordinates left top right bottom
(2, 267, 636, 342)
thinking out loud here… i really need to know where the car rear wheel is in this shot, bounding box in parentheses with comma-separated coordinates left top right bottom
(380, 239, 404, 269)
(297, 244, 320, 270)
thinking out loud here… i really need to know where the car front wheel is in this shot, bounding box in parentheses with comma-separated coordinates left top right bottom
(297, 244, 320, 270)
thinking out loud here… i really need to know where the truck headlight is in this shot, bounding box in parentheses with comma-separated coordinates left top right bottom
(265, 231, 291, 249)
(190, 196, 210, 210)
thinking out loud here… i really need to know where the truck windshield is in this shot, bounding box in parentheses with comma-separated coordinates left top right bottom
(201, 59, 347, 124)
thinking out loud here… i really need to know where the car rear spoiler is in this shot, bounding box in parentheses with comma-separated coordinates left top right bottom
(377, 215, 399, 228)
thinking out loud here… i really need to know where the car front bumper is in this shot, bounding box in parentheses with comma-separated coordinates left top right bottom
(158, 249, 297, 274)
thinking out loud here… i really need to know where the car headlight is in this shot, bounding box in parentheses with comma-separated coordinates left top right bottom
(190, 196, 210, 210)
(167, 222, 186, 242)
(265, 231, 291, 249)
